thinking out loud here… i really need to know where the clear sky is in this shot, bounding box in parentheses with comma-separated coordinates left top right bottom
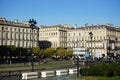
(0, 0, 120, 27)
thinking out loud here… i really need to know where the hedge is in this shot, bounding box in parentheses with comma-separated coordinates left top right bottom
(80, 63, 120, 77)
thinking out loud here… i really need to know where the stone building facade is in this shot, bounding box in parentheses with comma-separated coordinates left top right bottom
(39, 24, 120, 57)
(67, 24, 120, 57)
(0, 18, 120, 57)
(39, 25, 69, 49)
(0, 18, 39, 48)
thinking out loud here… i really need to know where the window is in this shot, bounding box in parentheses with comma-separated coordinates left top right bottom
(73, 33, 75, 36)
(16, 34, 19, 39)
(68, 33, 70, 36)
(23, 29, 24, 32)
(14, 28, 16, 31)
(18, 29, 20, 32)
(19, 34, 20, 39)
(2, 27, 4, 30)
(20, 34, 22, 40)
(100, 36, 102, 40)
(6, 27, 8, 30)
(7, 33, 10, 39)
(104, 36, 105, 39)
(94, 37, 96, 40)
(10, 28, 12, 31)
(14, 33, 16, 40)
(3, 40, 6, 45)
(56, 32, 57, 35)
(30, 30, 31, 33)
(10, 32, 12, 39)
(6, 32, 8, 39)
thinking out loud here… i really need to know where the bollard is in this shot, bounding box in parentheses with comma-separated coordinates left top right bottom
(41, 71, 55, 78)
(41, 72, 46, 78)
(56, 70, 61, 76)
(69, 69, 74, 74)
(22, 72, 38, 80)
(69, 69, 77, 74)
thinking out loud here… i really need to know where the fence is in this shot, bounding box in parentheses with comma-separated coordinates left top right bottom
(22, 68, 77, 80)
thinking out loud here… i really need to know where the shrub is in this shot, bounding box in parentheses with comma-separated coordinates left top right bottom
(112, 63, 120, 76)
(80, 63, 120, 77)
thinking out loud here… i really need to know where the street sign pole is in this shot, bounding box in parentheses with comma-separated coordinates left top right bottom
(77, 55, 79, 77)
(73, 47, 86, 78)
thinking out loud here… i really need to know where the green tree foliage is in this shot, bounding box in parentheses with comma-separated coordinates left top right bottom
(44, 48, 55, 57)
(39, 49, 45, 58)
(56, 48, 67, 58)
(67, 49, 73, 57)
(6, 45, 16, 52)
(33, 46, 41, 56)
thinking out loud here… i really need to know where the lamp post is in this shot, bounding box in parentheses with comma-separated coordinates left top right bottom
(107, 37, 111, 61)
(8, 50, 12, 64)
(114, 37, 118, 62)
(89, 32, 93, 60)
(29, 19, 37, 72)
(7, 51, 9, 65)
(72, 39, 80, 77)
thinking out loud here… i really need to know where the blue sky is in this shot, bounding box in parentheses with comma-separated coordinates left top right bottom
(0, 0, 120, 27)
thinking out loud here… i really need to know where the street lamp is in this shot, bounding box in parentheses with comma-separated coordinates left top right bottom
(89, 32, 93, 60)
(8, 50, 12, 64)
(108, 37, 110, 59)
(115, 38, 118, 52)
(114, 37, 118, 62)
(7, 51, 9, 65)
(29, 19, 37, 72)
(72, 39, 80, 77)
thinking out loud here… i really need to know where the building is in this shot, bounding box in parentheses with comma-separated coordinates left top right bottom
(0, 18, 39, 48)
(39, 24, 120, 58)
(0, 17, 120, 58)
(67, 24, 120, 58)
(39, 24, 70, 49)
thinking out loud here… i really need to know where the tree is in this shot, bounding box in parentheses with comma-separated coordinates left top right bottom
(6, 45, 16, 52)
(67, 49, 73, 57)
(6, 45, 16, 57)
(0, 46, 7, 57)
(39, 49, 45, 59)
(44, 48, 55, 58)
(56, 48, 67, 58)
(33, 46, 41, 56)
(0, 46, 7, 64)
(15, 47, 28, 58)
